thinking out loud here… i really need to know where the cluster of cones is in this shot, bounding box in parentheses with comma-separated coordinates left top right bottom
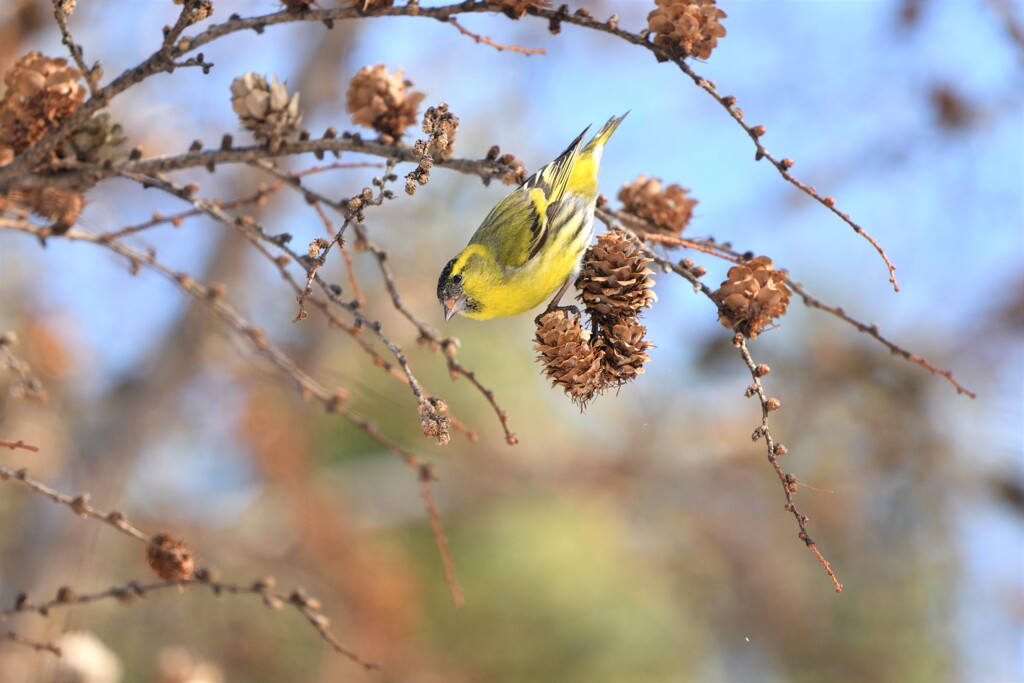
(534, 231, 656, 409)
(0, 52, 125, 232)
(535, 167, 793, 407)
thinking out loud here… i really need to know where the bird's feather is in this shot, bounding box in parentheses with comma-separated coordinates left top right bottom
(469, 126, 590, 269)
(439, 113, 628, 320)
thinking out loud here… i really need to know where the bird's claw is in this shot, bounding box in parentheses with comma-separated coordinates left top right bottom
(534, 304, 581, 325)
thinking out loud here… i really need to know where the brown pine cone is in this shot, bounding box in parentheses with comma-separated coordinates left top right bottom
(0, 51, 86, 164)
(230, 72, 302, 152)
(419, 397, 451, 446)
(146, 533, 196, 582)
(647, 0, 727, 60)
(57, 113, 125, 164)
(576, 231, 657, 323)
(711, 255, 792, 338)
(346, 64, 425, 143)
(534, 310, 605, 408)
(1, 186, 84, 234)
(596, 318, 653, 385)
(618, 175, 697, 237)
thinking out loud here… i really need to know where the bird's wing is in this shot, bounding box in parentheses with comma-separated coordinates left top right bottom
(470, 126, 590, 269)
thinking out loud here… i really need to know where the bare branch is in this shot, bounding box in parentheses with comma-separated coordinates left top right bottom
(0, 440, 40, 452)
(1, 1, 897, 294)
(1, 216, 461, 601)
(2, 575, 379, 670)
(446, 17, 546, 55)
(670, 61, 900, 291)
(598, 208, 973, 398)
(735, 336, 843, 593)
(247, 157, 518, 444)
(597, 209, 839, 584)
(419, 464, 465, 608)
(0, 464, 149, 543)
(51, 0, 98, 95)
(788, 281, 977, 398)
(0, 460, 378, 668)
(1, 630, 62, 657)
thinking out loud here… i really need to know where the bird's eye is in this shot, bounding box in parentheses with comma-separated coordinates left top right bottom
(452, 273, 463, 285)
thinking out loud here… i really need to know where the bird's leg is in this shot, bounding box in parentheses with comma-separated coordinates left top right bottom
(535, 275, 580, 324)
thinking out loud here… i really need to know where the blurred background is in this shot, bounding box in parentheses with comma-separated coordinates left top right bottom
(0, 0, 1021, 681)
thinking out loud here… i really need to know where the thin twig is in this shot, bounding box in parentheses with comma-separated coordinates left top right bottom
(120, 173, 413, 405)
(51, 0, 98, 95)
(735, 335, 843, 593)
(115, 162, 477, 445)
(419, 464, 465, 608)
(1, 575, 378, 670)
(447, 17, 546, 55)
(596, 210, 843, 584)
(248, 158, 518, 445)
(671, 60, 900, 291)
(0, 464, 149, 542)
(614, 223, 744, 264)
(1, 630, 62, 657)
(600, 208, 974, 398)
(32, 218, 412, 463)
(110, 165, 435, 422)
(788, 281, 976, 398)
(0, 0, 901, 295)
(24, 135, 521, 194)
(0, 440, 40, 452)
(161, 0, 202, 54)
(99, 183, 283, 240)
(0, 454, 377, 667)
(3, 216, 464, 605)
(257, 161, 475, 442)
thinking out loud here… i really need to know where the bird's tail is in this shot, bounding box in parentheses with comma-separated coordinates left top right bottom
(567, 112, 628, 196)
(583, 111, 629, 156)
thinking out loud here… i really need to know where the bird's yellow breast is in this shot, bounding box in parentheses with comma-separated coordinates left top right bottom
(461, 204, 593, 320)
(461, 252, 578, 320)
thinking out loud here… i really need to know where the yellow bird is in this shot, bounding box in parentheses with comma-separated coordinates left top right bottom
(437, 112, 628, 321)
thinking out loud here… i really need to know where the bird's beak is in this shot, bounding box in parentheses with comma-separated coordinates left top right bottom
(443, 298, 457, 322)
